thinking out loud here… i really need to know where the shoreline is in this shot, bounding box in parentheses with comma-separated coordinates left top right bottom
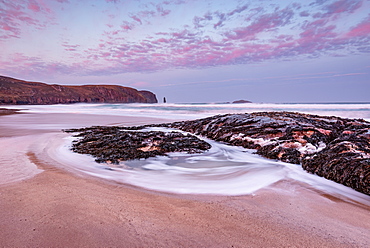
(1, 156, 370, 247)
(1, 111, 370, 247)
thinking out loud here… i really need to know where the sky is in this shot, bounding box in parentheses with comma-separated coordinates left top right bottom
(0, 0, 369, 103)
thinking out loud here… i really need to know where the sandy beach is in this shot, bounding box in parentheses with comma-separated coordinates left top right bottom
(1, 111, 370, 247)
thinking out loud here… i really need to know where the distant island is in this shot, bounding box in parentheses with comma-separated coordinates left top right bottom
(215, 100, 252, 104)
(0, 75, 157, 105)
(232, 100, 252, 104)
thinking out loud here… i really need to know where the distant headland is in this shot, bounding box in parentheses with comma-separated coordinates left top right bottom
(232, 99, 252, 104)
(0, 75, 157, 105)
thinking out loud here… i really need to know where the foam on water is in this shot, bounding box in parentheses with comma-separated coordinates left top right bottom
(34, 128, 368, 205)
(0, 135, 43, 184)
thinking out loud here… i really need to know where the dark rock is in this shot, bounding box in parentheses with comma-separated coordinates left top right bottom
(302, 136, 370, 195)
(0, 108, 21, 116)
(0, 75, 157, 104)
(65, 127, 211, 164)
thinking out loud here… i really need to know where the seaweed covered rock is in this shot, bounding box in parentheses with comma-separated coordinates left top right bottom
(65, 126, 211, 164)
(139, 111, 370, 195)
(302, 135, 370, 195)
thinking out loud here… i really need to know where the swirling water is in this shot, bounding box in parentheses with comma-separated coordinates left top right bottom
(1, 103, 370, 204)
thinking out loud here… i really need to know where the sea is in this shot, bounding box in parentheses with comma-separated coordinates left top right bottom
(12, 101, 370, 121)
(1, 102, 370, 204)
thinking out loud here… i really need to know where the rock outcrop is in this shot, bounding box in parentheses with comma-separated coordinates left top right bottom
(64, 127, 211, 164)
(0, 108, 21, 116)
(64, 111, 370, 195)
(0, 75, 157, 104)
(139, 112, 369, 195)
(232, 100, 252, 104)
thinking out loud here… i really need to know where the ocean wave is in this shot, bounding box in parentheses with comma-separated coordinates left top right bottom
(9, 102, 370, 121)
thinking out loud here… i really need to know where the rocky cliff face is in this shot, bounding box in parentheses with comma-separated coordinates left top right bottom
(0, 75, 157, 104)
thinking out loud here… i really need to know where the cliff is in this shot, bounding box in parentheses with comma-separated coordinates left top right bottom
(0, 75, 157, 104)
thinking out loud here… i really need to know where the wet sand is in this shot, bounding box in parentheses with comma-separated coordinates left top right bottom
(0, 112, 370, 247)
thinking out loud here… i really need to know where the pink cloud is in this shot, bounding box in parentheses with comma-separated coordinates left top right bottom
(192, 4, 249, 30)
(121, 21, 134, 31)
(299, 19, 330, 37)
(28, 0, 41, 12)
(117, 5, 171, 32)
(226, 8, 294, 40)
(162, 0, 186, 5)
(228, 4, 249, 16)
(333, 72, 367, 77)
(62, 42, 80, 52)
(294, 25, 338, 54)
(0, 52, 80, 79)
(104, 2, 177, 35)
(130, 15, 142, 24)
(193, 5, 248, 29)
(0, 2, 33, 38)
(324, 0, 363, 14)
(156, 4, 171, 16)
(131, 81, 150, 87)
(0, 0, 54, 40)
(118, 8, 160, 32)
(193, 12, 213, 28)
(346, 15, 370, 37)
(300, 11, 310, 17)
